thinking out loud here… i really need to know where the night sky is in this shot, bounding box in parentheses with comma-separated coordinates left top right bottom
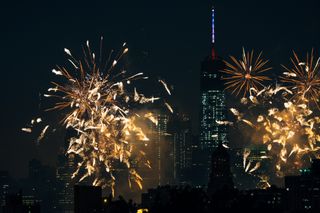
(0, 0, 319, 178)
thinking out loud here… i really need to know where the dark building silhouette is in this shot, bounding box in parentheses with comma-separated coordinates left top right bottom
(207, 143, 233, 196)
(20, 159, 57, 212)
(141, 185, 209, 213)
(0, 171, 12, 209)
(243, 186, 285, 211)
(102, 195, 137, 213)
(311, 159, 320, 177)
(198, 6, 228, 185)
(190, 135, 208, 186)
(2, 191, 40, 213)
(285, 159, 320, 211)
(74, 185, 102, 213)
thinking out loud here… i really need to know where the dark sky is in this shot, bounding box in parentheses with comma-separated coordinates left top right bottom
(0, 0, 319, 178)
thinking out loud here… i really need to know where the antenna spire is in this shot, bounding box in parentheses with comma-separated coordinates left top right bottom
(211, 7, 216, 59)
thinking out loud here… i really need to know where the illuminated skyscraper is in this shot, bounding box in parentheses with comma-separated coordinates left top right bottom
(167, 113, 193, 185)
(56, 129, 77, 213)
(154, 113, 174, 186)
(143, 112, 173, 187)
(199, 7, 228, 182)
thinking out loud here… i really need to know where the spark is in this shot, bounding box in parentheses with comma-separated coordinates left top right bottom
(212, 134, 218, 138)
(64, 48, 72, 56)
(249, 162, 261, 173)
(164, 102, 174, 113)
(22, 128, 32, 133)
(243, 148, 251, 169)
(37, 125, 49, 143)
(216, 120, 233, 126)
(159, 80, 171, 95)
(221, 48, 272, 97)
(222, 144, 230, 149)
(52, 69, 63, 76)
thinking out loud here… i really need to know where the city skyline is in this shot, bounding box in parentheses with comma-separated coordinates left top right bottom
(2, 0, 319, 179)
(1, 0, 320, 196)
(1, 0, 320, 212)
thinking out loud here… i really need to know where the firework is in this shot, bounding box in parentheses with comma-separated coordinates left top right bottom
(221, 48, 272, 97)
(27, 37, 171, 195)
(231, 85, 320, 178)
(280, 49, 320, 108)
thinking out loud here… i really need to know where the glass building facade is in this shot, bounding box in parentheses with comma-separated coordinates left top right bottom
(198, 8, 228, 183)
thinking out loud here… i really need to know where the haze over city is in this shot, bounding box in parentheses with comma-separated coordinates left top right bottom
(1, 0, 320, 212)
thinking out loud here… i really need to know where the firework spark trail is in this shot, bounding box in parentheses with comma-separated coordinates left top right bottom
(159, 80, 171, 95)
(21, 128, 32, 133)
(243, 148, 251, 169)
(243, 147, 269, 188)
(164, 102, 174, 113)
(24, 38, 171, 195)
(221, 48, 272, 97)
(37, 125, 49, 143)
(249, 162, 261, 173)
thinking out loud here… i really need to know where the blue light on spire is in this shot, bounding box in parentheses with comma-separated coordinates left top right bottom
(212, 8, 215, 44)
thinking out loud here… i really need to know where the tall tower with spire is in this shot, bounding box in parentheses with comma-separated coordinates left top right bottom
(198, 6, 228, 184)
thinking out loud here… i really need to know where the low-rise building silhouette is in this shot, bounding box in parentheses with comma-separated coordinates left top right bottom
(74, 185, 102, 213)
(285, 159, 320, 211)
(207, 142, 233, 196)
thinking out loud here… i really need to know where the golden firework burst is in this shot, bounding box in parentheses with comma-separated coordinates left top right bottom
(28, 37, 172, 196)
(230, 85, 320, 179)
(280, 49, 320, 107)
(221, 48, 272, 97)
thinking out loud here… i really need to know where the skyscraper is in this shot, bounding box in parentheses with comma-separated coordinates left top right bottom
(56, 129, 77, 213)
(154, 113, 174, 186)
(199, 7, 228, 183)
(169, 113, 193, 185)
(142, 112, 173, 188)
